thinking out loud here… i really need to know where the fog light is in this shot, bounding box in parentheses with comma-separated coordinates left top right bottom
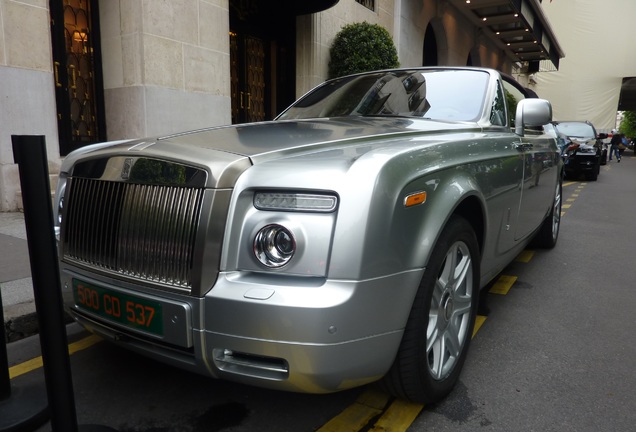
(254, 224, 296, 268)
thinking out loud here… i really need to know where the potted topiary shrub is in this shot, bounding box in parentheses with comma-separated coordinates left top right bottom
(328, 22, 399, 79)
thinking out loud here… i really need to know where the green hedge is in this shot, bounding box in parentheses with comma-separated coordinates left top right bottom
(328, 22, 399, 79)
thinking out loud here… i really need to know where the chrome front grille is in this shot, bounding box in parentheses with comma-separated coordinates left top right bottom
(62, 177, 204, 292)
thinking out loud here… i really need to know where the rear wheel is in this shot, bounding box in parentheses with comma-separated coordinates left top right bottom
(381, 216, 480, 403)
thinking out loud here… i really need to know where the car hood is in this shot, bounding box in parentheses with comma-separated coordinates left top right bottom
(61, 117, 479, 188)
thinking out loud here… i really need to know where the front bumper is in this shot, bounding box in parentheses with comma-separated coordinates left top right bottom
(61, 265, 423, 393)
(564, 155, 599, 174)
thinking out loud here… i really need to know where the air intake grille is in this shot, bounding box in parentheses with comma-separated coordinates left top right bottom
(63, 177, 204, 292)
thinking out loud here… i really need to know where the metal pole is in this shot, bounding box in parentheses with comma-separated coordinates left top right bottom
(11, 135, 79, 432)
(0, 295, 10, 399)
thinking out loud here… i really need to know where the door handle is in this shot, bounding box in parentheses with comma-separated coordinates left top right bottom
(513, 142, 533, 151)
(239, 92, 252, 111)
(54, 62, 62, 87)
(69, 64, 77, 90)
(239, 92, 251, 110)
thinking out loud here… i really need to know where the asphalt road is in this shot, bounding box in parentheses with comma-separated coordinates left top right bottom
(5, 153, 636, 432)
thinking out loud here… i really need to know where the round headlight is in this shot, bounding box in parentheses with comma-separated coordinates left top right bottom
(253, 224, 296, 268)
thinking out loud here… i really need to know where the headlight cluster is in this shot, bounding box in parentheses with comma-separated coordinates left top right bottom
(251, 192, 337, 269)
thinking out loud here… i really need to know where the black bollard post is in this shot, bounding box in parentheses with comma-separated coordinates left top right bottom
(11, 135, 117, 432)
(0, 299, 8, 400)
(11, 135, 79, 431)
(0, 300, 8, 401)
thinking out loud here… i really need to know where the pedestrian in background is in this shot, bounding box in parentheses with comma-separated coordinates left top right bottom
(610, 130, 622, 162)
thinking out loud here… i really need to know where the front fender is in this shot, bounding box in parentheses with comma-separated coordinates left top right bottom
(395, 168, 487, 274)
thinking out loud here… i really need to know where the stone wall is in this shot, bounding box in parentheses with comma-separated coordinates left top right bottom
(99, 0, 232, 141)
(0, 0, 60, 212)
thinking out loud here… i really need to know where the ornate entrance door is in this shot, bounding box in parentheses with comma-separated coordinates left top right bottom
(50, 0, 106, 156)
(229, 0, 296, 125)
(230, 32, 267, 124)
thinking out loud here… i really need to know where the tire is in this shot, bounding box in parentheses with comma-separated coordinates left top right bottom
(587, 163, 599, 181)
(531, 176, 562, 249)
(380, 216, 480, 404)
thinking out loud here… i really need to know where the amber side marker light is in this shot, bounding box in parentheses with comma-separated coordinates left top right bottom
(404, 191, 427, 207)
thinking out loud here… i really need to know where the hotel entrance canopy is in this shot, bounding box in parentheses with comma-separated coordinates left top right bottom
(449, 0, 564, 71)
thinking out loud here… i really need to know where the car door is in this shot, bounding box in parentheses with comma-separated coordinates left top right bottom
(514, 131, 558, 241)
(481, 79, 525, 258)
(500, 77, 558, 242)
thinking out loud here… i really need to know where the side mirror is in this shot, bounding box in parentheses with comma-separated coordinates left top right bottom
(515, 98, 552, 136)
(597, 133, 608, 139)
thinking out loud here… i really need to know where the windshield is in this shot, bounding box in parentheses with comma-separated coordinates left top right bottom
(554, 122, 595, 139)
(277, 69, 490, 122)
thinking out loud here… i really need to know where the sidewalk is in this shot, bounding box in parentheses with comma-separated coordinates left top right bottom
(0, 211, 38, 341)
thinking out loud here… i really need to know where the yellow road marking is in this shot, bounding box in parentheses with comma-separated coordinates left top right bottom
(489, 275, 517, 295)
(68, 333, 102, 354)
(515, 250, 534, 263)
(562, 204, 571, 209)
(473, 315, 487, 338)
(8, 357, 45, 380)
(368, 398, 424, 432)
(317, 388, 389, 432)
(9, 334, 102, 379)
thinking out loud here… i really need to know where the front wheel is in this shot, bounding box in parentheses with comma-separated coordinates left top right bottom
(531, 176, 562, 249)
(381, 216, 480, 403)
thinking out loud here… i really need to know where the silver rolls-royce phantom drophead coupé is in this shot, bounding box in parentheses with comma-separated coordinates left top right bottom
(54, 67, 562, 403)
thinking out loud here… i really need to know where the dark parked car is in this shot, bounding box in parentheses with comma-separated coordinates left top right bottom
(549, 121, 604, 180)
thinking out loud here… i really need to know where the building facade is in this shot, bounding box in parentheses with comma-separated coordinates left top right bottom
(0, 0, 561, 211)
